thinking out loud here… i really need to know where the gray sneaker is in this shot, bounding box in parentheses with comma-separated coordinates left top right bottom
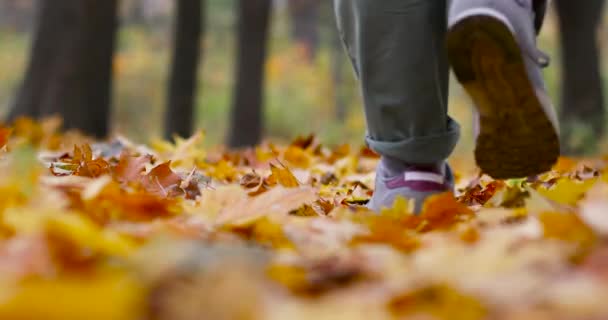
(447, 0, 560, 179)
(367, 158, 454, 214)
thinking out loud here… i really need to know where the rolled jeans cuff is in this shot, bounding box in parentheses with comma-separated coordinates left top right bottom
(366, 119, 461, 165)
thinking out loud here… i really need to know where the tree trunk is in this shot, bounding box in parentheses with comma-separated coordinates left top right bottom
(555, 0, 606, 154)
(165, 0, 205, 139)
(8, 0, 118, 138)
(288, 0, 320, 61)
(227, 0, 272, 148)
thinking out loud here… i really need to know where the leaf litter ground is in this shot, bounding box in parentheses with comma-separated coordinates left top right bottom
(2, 118, 608, 320)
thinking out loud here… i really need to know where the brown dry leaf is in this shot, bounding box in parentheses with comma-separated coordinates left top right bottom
(114, 154, 153, 184)
(240, 172, 263, 189)
(141, 161, 182, 197)
(459, 180, 505, 206)
(240, 171, 272, 196)
(289, 134, 316, 150)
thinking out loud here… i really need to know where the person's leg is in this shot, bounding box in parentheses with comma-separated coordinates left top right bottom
(447, 0, 560, 179)
(334, 0, 459, 165)
(334, 0, 458, 212)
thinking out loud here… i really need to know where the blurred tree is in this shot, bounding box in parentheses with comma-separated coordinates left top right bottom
(123, 0, 146, 25)
(0, 0, 35, 32)
(165, 0, 205, 139)
(288, 0, 321, 61)
(555, 0, 606, 154)
(7, 0, 118, 138)
(228, 0, 272, 148)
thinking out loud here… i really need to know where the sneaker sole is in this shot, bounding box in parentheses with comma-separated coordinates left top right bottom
(447, 14, 559, 179)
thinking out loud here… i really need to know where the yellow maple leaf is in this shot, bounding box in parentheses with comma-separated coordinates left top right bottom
(537, 177, 598, 206)
(283, 145, 313, 168)
(379, 196, 412, 219)
(150, 131, 206, 168)
(269, 163, 299, 188)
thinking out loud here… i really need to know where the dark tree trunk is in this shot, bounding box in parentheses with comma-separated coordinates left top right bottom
(555, 0, 606, 154)
(165, 0, 205, 139)
(288, 0, 321, 61)
(8, 0, 118, 138)
(228, 0, 272, 148)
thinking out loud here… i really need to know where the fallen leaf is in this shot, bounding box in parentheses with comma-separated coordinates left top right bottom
(217, 187, 317, 226)
(537, 177, 598, 206)
(389, 285, 486, 320)
(0, 126, 12, 148)
(141, 162, 182, 197)
(114, 154, 153, 184)
(269, 163, 299, 188)
(0, 272, 145, 320)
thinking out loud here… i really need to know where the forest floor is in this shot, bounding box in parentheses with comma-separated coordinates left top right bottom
(2, 118, 608, 320)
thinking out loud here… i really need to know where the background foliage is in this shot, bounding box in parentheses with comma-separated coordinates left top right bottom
(0, 0, 606, 154)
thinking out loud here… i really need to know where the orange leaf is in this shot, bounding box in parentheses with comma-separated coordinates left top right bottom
(269, 163, 299, 188)
(75, 158, 111, 178)
(113, 154, 153, 184)
(284, 146, 312, 168)
(141, 162, 182, 197)
(0, 126, 12, 148)
(82, 181, 178, 222)
(68, 145, 110, 178)
(414, 192, 474, 232)
(289, 134, 315, 149)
